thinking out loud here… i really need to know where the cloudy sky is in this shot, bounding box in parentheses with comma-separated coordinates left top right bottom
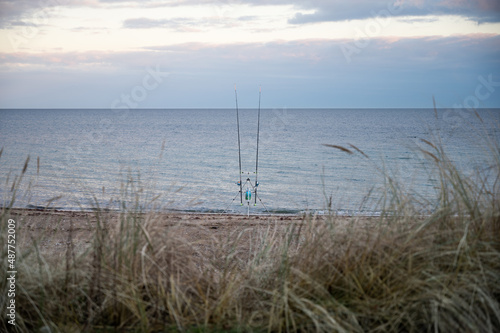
(0, 0, 499, 108)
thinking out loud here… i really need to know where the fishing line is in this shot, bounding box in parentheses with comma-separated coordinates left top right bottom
(254, 85, 261, 205)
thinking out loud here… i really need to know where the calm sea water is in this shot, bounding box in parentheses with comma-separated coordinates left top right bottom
(1, 109, 498, 214)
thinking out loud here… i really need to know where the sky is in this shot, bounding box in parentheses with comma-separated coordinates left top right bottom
(0, 0, 499, 108)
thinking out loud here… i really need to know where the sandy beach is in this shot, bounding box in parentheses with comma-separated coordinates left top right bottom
(8, 208, 377, 260)
(3, 198, 498, 332)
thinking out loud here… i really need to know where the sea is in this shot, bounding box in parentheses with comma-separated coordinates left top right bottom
(1, 108, 499, 215)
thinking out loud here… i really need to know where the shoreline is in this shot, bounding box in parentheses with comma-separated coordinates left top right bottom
(3, 205, 387, 217)
(5, 206, 303, 217)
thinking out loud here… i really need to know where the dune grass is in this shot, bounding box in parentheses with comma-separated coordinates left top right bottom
(1, 128, 499, 332)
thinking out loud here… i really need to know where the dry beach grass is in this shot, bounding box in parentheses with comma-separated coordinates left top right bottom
(1, 123, 500, 332)
(9, 210, 335, 262)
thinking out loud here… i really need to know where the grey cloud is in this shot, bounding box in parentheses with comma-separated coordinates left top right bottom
(2, 34, 498, 68)
(0, 0, 43, 28)
(2, 0, 498, 31)
(289, 0, 500, 24)
(122, 15, 257, 31)
(289, 1, 402, 23)
(1, 34, 499, 108)
(10, 21, 38, 27)
(0, 0, 95, 28)
(123, 17, 186, 29)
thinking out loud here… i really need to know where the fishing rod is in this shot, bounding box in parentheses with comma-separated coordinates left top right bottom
(235, 85, 243, 204)
(223, 85, 269, 216)
(254, 85, 261, 206)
